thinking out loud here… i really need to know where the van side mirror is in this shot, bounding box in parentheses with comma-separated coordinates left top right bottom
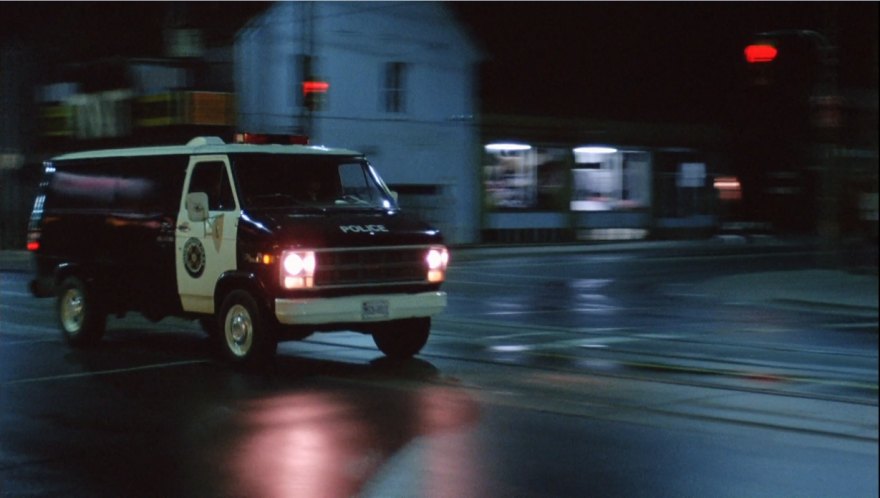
(390, 190, 399, 202)
(186, 192, 209, 222)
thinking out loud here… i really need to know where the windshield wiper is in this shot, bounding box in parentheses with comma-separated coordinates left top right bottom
(334, 195, 372, 206)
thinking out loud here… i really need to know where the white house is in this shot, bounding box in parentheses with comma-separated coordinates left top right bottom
(235, 2, 483, 244)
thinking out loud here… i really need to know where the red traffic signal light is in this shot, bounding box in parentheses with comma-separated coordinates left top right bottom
(744, 44, 778, 63)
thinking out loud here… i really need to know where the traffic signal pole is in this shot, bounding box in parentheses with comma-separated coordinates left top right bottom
(745, 29, 841, 253)
(803, 30, 842, 257)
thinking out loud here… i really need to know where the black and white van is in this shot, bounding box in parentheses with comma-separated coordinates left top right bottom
(27, 135, 448, 366)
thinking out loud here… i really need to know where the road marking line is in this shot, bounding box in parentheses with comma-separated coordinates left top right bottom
(1, 359, 210, 386)
(579, 336, 639, 347)
(482, 306, 618, 316)
(0, 289, 33, 297)
(484, 331, 555, 340)
(435, 316, 637, 336)
(445, 279, 539, 289)
(0, 337, 58, 345)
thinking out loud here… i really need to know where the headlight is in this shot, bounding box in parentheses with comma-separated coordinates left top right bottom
(426, 246, 449, 283)
(281, 250, 316, 289)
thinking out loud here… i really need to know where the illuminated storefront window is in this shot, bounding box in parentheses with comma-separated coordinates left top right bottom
(483, 144, 569, 211)
(571, 147, 650, 211)
(482, 142, 652, 214)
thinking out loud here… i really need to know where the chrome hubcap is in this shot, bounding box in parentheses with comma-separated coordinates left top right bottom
(61, 288, 84, 334)
(225, 304, 253, 357)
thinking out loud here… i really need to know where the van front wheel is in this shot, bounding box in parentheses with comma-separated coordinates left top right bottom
(57, 276, 105, 347)
(218, 290, 277, 368)
(372, 318, 430, 359)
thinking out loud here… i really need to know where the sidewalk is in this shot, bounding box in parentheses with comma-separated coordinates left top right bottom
(696, 269, 878, 318)
(2, 238, 877, 317)
(450, 237, 877, 317)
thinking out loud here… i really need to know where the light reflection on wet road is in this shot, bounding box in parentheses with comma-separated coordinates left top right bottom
(1, 244, 877, 497)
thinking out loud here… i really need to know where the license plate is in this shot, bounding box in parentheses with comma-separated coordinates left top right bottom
(362, 300, 389, 320)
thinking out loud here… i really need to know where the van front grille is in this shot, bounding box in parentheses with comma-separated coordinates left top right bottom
(314, 246, 428, 288)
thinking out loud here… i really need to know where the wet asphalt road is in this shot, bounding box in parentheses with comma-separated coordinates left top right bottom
(1, 243, 877, 497)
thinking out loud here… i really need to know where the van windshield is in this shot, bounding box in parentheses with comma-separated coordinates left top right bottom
(232, 154, 397, 211)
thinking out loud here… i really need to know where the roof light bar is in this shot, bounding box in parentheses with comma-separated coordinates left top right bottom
(234, 133, 310, 145)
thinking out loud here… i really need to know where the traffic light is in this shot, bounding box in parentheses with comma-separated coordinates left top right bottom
(742, 30, 828, 94)
(744, 38, 780, 87)
(744, 43, 778, 64)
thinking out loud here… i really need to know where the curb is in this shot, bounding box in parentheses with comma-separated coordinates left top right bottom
(767, 298, 879, 319)
(448, 236, 798, 261)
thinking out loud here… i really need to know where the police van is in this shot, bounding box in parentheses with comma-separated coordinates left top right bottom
(27, 135, 448, 366)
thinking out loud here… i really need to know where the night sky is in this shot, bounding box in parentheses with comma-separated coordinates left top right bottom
(3, 2, 877, 125)
(448, 2, 878, 123)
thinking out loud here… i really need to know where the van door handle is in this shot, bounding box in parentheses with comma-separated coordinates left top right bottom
(177, 223, 190, 232)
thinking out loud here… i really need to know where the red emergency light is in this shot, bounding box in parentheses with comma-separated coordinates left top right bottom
(744, 44, 778, 63)
(234, 133, 309, 145)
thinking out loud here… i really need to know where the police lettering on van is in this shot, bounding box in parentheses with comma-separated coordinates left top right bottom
(28, 135, 448, 367)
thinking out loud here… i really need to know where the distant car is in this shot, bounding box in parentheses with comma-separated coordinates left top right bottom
(27, 135, 448, 366)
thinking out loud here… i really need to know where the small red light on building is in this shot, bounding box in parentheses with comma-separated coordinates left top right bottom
(302, 81, 329, 95)
(744, 44, 778, 63)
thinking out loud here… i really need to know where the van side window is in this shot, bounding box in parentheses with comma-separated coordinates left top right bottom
(46, 157, 188, 214)
(189, 162, 235, 211)
(115, 156, 187, 214)
(339, 162, 374, 202)
(45, 161, 116, 211)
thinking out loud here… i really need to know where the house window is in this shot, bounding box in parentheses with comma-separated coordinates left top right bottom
(382, 62, 407, 113)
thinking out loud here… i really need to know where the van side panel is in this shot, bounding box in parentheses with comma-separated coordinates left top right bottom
(39, 162, 114, 287)
(37, 155, 188, 317)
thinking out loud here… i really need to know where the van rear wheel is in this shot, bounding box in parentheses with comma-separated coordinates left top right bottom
(57, 276, 105, 347)
(217, 290, 277, 368)
(372, 318, 430, 359)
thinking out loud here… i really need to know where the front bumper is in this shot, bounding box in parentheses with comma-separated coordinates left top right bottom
(275, 291, 447, 325)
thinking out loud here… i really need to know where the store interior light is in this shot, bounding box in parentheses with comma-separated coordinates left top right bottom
(574, 146, 618, 154)
(485, 143, 532, 152)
